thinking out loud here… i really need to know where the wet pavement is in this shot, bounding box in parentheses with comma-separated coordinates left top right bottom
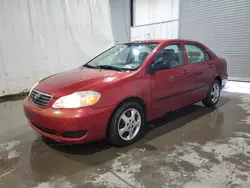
(0, 90, 250, 188)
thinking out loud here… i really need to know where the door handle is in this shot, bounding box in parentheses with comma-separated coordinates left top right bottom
(182, 69, 189, 74)
(208, 63, 213, 68)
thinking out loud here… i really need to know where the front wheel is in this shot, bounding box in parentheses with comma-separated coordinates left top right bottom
(107, 101, 145, 147)
(202, 80, 221, 107)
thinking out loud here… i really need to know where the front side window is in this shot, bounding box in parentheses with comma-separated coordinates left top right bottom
(85, 43, 158, 71)
(153, 44, 184, 70)
(184, 44, 207, 64)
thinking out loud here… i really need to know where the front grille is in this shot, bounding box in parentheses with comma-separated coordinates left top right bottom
(33, 123, 57, 135)
(30, 89, 52, 107)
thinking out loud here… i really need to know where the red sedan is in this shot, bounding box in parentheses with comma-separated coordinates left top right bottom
(24, 39, 228, 147)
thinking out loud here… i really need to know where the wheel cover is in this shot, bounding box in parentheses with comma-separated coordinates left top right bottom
(211, 83, 220, 103)
(118, 108, 142, 141)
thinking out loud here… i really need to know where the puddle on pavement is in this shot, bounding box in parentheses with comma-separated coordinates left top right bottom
(0, 141, 21, 167)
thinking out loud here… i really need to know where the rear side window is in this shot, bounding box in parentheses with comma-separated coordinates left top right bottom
(184, 44, 209, 64)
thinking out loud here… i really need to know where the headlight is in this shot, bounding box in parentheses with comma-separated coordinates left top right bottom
(52, 90, 101, 109)
(28, 82, 39, 96)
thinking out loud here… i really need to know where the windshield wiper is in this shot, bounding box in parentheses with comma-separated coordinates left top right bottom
(82, 64, 99, 69)
(96, 65, 124, 72)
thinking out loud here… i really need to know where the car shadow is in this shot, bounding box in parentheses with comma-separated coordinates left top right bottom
(28, 96, 229, 181)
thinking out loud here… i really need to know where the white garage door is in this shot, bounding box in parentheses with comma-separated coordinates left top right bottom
(179, 0, 250, 81)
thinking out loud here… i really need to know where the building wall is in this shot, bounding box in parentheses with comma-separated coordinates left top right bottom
(109, 0, 131, 44)
(131, 0, 179, 40)
(179, 0, 250, 81)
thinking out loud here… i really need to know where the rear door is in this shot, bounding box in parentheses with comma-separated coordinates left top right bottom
(183, 43, 214, 102)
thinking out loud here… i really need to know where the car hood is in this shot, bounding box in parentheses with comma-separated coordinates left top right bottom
(35, 67, 130, 98)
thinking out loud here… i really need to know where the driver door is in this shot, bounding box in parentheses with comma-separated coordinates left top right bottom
(150, 44, 191, 116)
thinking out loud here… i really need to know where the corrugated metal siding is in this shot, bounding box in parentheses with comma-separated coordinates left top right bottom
(179, 0, 250, 81)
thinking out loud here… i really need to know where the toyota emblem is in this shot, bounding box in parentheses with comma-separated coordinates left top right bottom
(34, 93, 41, 100)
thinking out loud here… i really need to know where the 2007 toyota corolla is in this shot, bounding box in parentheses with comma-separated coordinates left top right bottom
(24, 39, 228, 147)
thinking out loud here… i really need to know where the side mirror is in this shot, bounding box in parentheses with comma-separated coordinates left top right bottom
(148, 61, 171, 73)
(147, 63, 157, 73)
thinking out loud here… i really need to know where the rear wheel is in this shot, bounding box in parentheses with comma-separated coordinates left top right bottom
(202, 80, 221, 107)
(107, 101, 145, 147)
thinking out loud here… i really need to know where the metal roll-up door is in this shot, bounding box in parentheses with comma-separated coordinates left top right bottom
(179, 0, 250, 81)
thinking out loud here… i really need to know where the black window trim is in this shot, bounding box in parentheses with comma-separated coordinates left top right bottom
(130, 0, 134, 27)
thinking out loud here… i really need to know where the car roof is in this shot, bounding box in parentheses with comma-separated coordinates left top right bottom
(128, 39, 196, 44)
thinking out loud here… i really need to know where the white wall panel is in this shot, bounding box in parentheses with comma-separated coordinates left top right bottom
(0, 0, 118, 97)
(134, 0, 179, 26)
(131, 0, 179, 41)
(134, 0, 150, 26)
(131, 20, 179, 40)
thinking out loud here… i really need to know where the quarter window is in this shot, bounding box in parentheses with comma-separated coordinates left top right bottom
(184, 44, 207, 64)
(154, 44, 184, 69)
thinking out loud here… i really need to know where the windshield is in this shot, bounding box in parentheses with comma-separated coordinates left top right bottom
(85, 43, 158, 71)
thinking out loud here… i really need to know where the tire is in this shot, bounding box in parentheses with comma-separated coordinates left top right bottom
(107, 101, 145, 147)
(202, 80, 221, 107)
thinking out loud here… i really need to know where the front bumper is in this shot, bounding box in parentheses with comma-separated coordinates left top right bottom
(23, 97, 115, 144)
